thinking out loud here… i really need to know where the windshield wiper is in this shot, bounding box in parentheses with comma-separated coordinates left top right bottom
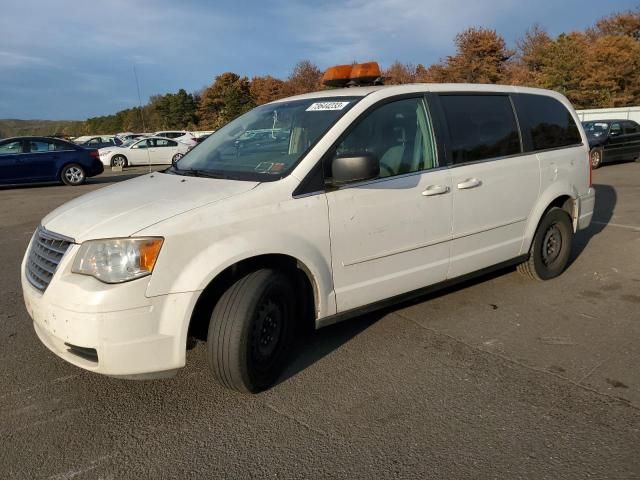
(169, 166, 234, 179)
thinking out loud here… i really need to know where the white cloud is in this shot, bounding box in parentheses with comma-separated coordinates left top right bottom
(0, 51, 54, 68)
(277, 0, 516, 66)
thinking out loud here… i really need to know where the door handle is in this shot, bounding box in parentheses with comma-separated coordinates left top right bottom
(457, 178, 482, 189)
(422, 185, 450, 196)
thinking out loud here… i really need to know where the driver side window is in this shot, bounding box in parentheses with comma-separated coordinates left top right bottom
(335, 97, 437, 179)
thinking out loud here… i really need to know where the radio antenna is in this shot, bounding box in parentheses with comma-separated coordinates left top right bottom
(133, 65, 151, 172)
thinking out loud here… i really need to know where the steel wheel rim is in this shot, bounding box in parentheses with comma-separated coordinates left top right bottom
(65, 167, 83, 184)
(591, 151, 601, 167)
(113, 157, 124, 167)
(542, 223, 563, 266)
(173, 153, 183, 162)
(252, 298, 284, 362)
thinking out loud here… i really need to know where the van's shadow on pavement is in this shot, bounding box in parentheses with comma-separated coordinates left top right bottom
(280, 183, 618, 386)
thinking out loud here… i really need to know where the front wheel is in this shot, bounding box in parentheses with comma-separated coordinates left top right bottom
(590, 147, 603, 169)
(60, 164, 86, 186)
(518, 207, 573, 281)
(206, 269, 295, 393)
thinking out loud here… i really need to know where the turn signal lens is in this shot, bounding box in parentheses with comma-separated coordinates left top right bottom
(139, 238, 163, 271)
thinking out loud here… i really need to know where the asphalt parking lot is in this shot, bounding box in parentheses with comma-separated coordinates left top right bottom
(1, 164, 639, 479)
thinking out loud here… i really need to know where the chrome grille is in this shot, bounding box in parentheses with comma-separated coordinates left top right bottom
(26, 226, 73, 292)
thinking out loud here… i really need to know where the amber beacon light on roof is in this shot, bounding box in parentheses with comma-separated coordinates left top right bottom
(321, 62, 384, 88)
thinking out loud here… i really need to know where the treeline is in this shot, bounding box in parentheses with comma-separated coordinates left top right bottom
(0, 119, 77, 138)
(5, 9, 640, 137)
(386, 9, 640, 109)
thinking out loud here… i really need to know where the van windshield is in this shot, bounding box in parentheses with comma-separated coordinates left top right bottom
(170, 97, 359, 181)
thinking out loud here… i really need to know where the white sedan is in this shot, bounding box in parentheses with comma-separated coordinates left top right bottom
(98, 136, 191, 167)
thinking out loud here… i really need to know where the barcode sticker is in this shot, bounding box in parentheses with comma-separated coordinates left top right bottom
(306, 101, 350, 111)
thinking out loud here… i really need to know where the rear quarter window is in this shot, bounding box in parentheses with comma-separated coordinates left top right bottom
(517, 94, 581, 151)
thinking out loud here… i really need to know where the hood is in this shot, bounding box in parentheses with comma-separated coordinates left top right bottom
(42, 172, 258, 242)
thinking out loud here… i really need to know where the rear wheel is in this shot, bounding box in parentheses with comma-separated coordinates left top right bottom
(60, 164, 86, 186)
(206, 269, 295, 393)
(111, 155, 127, 168)
(172, 153, 183, 165)
(518, 207, 573, 281)
(590, 147, 603, 169)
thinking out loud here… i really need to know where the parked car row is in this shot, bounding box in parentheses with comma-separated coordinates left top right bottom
(0, 130, 210, 186)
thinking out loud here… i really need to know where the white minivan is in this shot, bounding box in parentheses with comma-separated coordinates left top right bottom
(21, 72, 595, 393)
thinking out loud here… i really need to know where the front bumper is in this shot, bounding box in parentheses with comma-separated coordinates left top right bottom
(21, 243, 198, 379)
(577, 187, 596, 230)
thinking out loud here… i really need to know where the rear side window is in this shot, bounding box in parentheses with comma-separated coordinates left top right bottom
(518, 94, 581, 150)
(29, 141, 56, 152)
(624, 121, 639, 134)
(439, 95, 521, 164)
(152, 139, 177, 147)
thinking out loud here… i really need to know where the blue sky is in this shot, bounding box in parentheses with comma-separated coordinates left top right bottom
(0, 0, 636, 120)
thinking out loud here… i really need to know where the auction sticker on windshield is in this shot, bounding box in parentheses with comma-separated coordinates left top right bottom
(306, 101, 350, 111)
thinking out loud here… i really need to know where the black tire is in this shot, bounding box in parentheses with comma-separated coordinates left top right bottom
(111, 155, 128, 168)
(590, 147, 603, 169)
(60, 163, 86, 186)
(207, 269, 295, 393)
(518, 207, 573, 281)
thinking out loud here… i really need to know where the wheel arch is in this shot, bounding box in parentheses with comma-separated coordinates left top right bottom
(522, 184, 578, 255)
(185, 253, 322, 346)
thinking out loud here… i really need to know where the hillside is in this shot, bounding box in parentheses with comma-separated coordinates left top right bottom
(0, 119, 81, 138)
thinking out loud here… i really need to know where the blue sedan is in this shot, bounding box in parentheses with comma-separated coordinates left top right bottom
(0, 136, 104, 186)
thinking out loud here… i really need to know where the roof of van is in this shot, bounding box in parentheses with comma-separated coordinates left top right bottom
(275, 83, 568, 103)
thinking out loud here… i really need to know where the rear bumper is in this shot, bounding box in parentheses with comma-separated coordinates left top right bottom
(577, 187, 596, 230)
(88, 159, 104, 176)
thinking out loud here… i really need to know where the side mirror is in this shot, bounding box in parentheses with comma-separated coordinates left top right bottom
(331, 152, 379, 185)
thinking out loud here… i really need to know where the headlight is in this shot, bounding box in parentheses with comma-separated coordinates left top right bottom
(99, 150, 111, 156)
(72, 237, 163, 283)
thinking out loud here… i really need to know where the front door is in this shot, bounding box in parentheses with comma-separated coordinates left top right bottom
(0, 139, 27, 183)
(605, 122, 626, 162)
(326, 97, 452, 312)
(128, 139, 152, 165)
